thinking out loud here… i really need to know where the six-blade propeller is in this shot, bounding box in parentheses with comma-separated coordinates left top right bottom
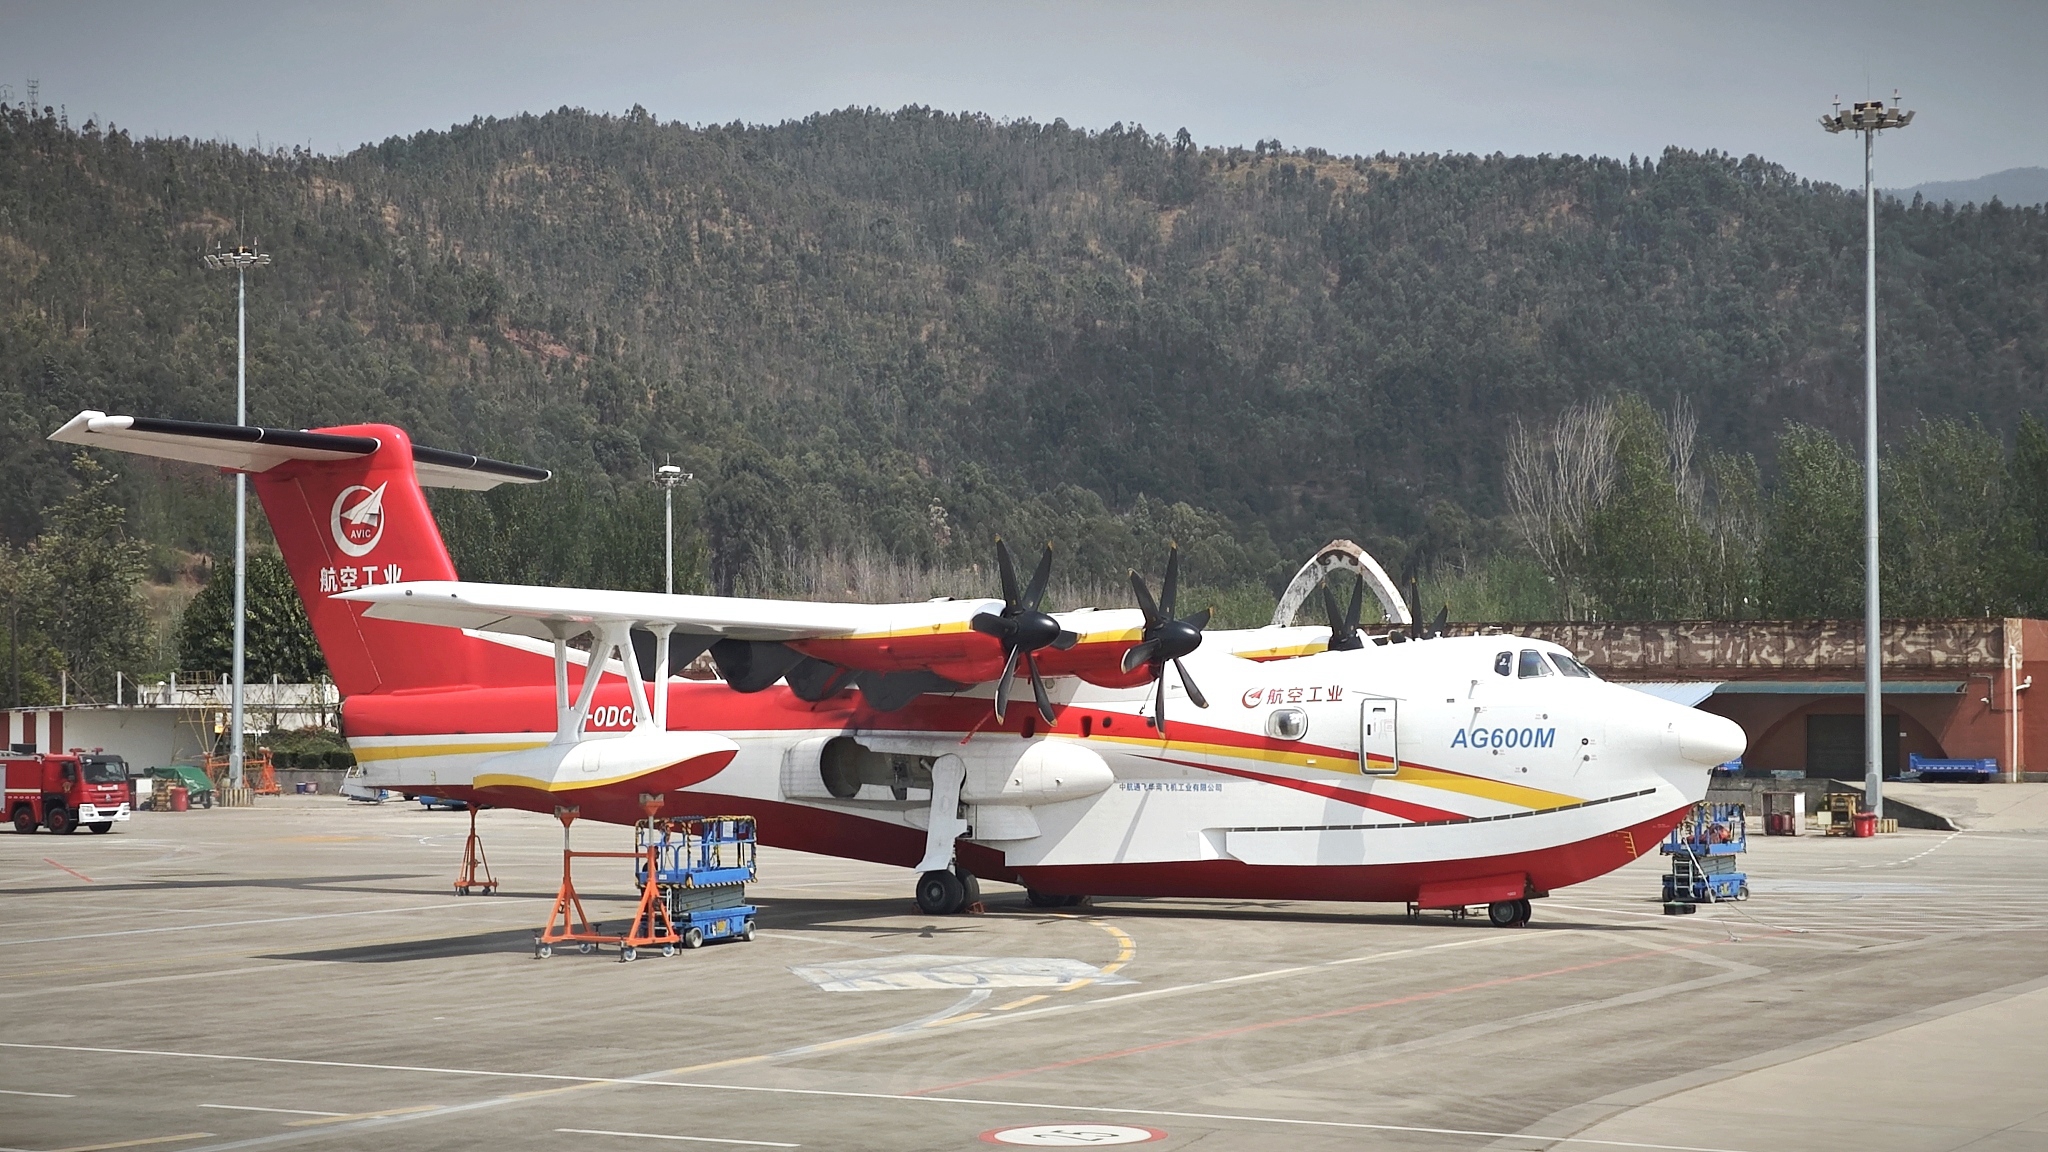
(971, 538, 1078, 724)
(1121, 544, 1211, 733)
(1321, 574, 1366, 652)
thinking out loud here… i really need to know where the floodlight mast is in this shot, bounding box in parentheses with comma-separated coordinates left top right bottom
(1821, 93, 1913, 819)
(654, 462, 692, 595)
(201, 244, 272, 791)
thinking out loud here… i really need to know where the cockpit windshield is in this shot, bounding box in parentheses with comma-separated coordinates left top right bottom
(1549, 653, 1595, 679)
(1517, 649, 1552, 678)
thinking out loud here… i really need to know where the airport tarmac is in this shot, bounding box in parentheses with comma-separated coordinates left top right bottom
(3, 797, 2046, 1152)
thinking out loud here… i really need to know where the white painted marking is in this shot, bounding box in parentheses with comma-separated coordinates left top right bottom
(983, 1124, 1163, 1145)
(0, 1041, 1761, 1152)
(788, 954, 1134, 992)
(557, 1129, 797, 1147)
(199, 1105, 345, 1117)
(0, 899, 539, 946)
(0, 1087, 75, 1097)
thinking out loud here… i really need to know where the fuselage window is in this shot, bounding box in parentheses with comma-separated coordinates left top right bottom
(1494, 651, 1513, 677)
(1517, 649, 1552, 678)
(1266, 708, 1309, 740)
(1550, 653, 1593, 678)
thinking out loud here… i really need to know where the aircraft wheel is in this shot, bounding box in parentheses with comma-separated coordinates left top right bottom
(1487, 900, 1528, 928)
(956, 868, 981, 908)
(89, 822, 112, 834)
(44, 806, 74, 835)
(12, 806, 37, 834)
(917, 869, 966, 915)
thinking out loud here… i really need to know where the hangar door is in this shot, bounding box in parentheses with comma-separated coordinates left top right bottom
(1805, 713, 1902, 780)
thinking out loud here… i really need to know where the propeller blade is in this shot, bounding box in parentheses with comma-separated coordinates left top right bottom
(1050, 630, 1079, 651)
(1183, 607, 1211, 632)
(1160, 543, 1180, 619)
(1025, 653, 1056, 725)
(992, 643, 1023, 723)
(1152, 672, 1168, 734)
(1430, 603, 1449, 638)
(995, 537, 1021, 607)
(1347, 575, 1365, 633)
(1128, 569, 1159, 625)
(1321, 583, 1347, 640)
(1022, 543, 1054, 611)
(971, 611, 1010, 638)
(1121, 639, 1160, 674)
(1174, 658, 1208, 709)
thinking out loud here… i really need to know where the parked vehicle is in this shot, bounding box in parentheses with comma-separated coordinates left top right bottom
(6, 751, 131, 834)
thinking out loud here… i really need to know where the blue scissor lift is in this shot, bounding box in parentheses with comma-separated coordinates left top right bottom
(1661, 802, 1749, 912)
(638, 816, 759, 949)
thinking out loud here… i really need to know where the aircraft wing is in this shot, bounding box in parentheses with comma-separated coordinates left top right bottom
(340, 580, 996, 643)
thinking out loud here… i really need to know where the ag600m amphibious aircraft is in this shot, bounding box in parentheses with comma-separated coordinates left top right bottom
(52, 411, 1744, 927)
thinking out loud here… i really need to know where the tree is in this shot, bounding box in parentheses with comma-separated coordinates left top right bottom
(176, 553, 326, 681)
(26, 454, 148, 700)
(1583, 396, 1708, 618)
(1506, 399, 1616, 618)
(1760, 426, 1862, 617)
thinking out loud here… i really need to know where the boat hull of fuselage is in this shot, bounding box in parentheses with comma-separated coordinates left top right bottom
(342, 679, 1704, 906)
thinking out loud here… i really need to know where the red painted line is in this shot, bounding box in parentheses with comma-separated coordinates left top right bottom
(1156, 757, 1464, 823)
(43, 858, 93, 883)
(911, 935, 1770, 1096)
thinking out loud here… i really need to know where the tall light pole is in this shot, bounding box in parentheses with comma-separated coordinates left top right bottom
(654, 462, 691, 595)
(1822, 93, 1912, 819)
(203, 243, 271, 791)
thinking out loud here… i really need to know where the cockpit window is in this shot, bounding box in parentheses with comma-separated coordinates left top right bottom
(1494, 651, 1513, 677)
(1549, 653, 1593, 678)
(1517, 649, 1552, 678)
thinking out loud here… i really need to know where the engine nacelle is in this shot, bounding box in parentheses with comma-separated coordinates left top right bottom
(961, 739, 1114, 807)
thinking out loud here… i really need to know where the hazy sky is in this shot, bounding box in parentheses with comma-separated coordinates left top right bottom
(2, 1, 2042, 190)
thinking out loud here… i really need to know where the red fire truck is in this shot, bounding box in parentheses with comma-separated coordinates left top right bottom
(5, 751, 131, 834)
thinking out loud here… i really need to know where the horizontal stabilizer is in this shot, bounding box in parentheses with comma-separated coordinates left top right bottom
(49, 411, 549, 490)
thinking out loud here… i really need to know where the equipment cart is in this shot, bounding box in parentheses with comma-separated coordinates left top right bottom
(1661, 802, 1748, 909)
(640, 815, 758, 949)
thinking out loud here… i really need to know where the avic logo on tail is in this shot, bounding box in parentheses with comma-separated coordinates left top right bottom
(331, 483, 388, 557)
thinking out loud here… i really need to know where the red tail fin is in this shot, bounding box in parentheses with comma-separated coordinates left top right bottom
(250, 424, 548, 696)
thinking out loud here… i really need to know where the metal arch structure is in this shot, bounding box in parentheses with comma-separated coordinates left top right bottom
(1270, 540, 1411, 629)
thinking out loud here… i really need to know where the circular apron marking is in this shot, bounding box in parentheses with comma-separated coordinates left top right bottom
(981, 1125, 1166, 1146)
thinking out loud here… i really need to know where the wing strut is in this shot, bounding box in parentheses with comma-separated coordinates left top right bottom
(551, 621, 650, 744)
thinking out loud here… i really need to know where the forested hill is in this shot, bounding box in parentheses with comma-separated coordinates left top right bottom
(3, 102, 2045, 603)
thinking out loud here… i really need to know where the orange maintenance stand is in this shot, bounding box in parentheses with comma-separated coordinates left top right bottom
(534, 797, 681, 962)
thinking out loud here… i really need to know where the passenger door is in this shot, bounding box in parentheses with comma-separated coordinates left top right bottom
(1359, 696, 1399, 776)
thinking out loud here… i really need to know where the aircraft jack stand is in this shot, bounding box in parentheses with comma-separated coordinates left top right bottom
(453, 804, 498, 896)
(533, 798, 682, 962)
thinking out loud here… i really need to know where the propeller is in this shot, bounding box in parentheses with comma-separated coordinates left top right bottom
(1121, 543, 1212, 733)
(1320, 574, 1366, 652)
(971, 538, 1077, 724)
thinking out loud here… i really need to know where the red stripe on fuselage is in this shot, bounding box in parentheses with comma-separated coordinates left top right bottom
(1153, 757, 1465, 822)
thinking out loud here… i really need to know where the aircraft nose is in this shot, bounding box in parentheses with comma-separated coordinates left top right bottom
(1675, 709, 1747, 766)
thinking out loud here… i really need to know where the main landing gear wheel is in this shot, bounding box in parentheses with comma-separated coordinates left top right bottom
(917, 869, 967, 915)
(1487, 899, 1532, 928)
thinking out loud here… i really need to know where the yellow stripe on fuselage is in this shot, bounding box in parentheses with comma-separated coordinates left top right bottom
(350, 739, 546, 763)
(1387, 764, 1581, 809)
(1093, 733, 1361, 774)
